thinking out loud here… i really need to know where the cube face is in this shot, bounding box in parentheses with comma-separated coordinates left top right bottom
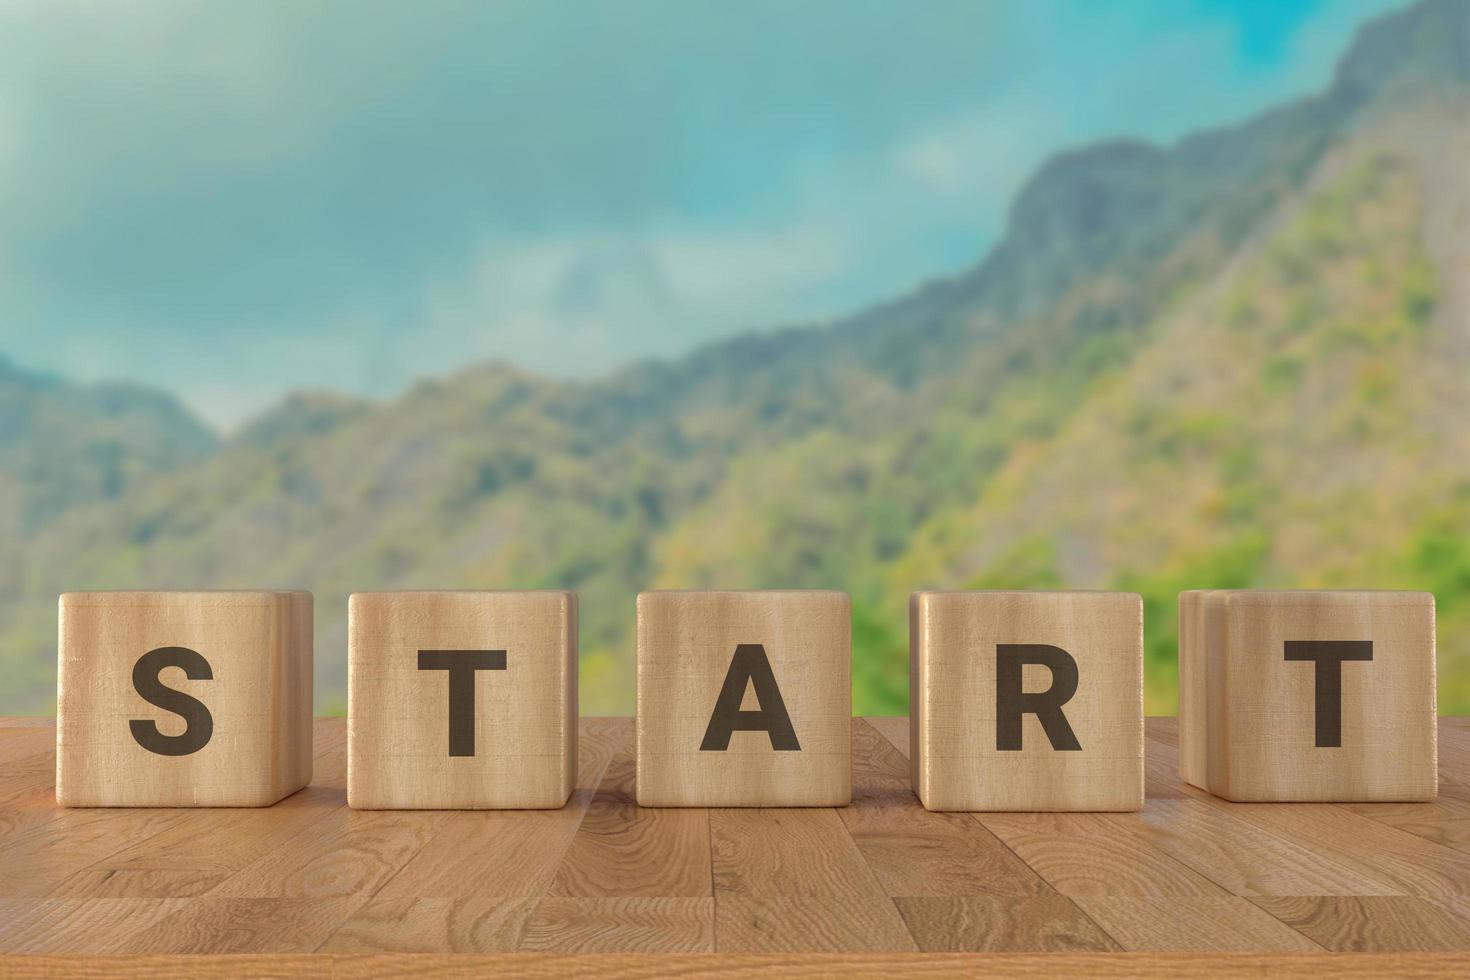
(56, 590, 313, 807)
(910, 591, 1143, 812)
(1180, 590, 1436, 802)
(635, 590, 851, 807)
(347, 591, 576, 809)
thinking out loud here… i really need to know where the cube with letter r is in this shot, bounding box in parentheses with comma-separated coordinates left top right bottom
(1179, 590, 1436, 802)
(910, 590, 1143, 811)
(347, 590, 577, 809)
(636, 590, 851, 806)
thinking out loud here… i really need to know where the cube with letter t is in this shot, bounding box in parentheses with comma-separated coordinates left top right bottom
(910, 591, 1143, 811)
(636, 590, 851, 806)
(56, 590, 313, 807)
(348, 590, 577, 809)
(1180, 590, 1436, 802)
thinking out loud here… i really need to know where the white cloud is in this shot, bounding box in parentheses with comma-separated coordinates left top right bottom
(414, 221, 854, 377)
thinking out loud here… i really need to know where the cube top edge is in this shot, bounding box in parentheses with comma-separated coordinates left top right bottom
(1182, 588, 1433, 598)
(348, 589, 576, 600)
(1213, 589, 1434, 607)
(59, 589, 311, 603)
(637, 589, 850, 597)
(909, 589, 1142, 597)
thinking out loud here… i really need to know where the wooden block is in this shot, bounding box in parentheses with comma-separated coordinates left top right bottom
(347, 590, 576, 809)
(56, 591, 312, 807)
(1179, 589, 1436, 802)
(910, 591, 1143, 811)
(635, 590, 850, 807)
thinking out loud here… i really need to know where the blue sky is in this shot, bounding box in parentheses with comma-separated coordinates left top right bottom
(0, 0, 1405, 428)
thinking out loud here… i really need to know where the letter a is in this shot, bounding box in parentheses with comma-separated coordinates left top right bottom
(700, 643, 800, 751)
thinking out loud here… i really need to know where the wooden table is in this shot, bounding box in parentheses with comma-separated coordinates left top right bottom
(2, 717, 1469, 976)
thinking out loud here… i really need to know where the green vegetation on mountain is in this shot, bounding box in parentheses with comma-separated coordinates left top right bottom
(2, 0, 1466, 716)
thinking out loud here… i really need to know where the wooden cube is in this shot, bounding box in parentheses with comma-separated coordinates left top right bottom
(636, 590, 850, 807)
(1179, 590, 1436, 802)
(56, 590, 313, 807)
(910, 590, 1143, 811)
(347, 590, 576, 809)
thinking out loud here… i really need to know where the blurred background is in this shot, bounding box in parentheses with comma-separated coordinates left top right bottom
(1, 0, 1467, 716)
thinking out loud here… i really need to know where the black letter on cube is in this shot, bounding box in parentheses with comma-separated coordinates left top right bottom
(1284, 640, 1373, 747)
(418, 649, 507, 756)
(130, 646, 214, 756)
(996, 644, 1082, 751)
(700, 643, 801, 751)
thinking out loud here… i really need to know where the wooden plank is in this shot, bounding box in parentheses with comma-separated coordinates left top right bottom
(894, 896, 1120, 952)
(1074, 897, 1323, 952)
(111, 897, 366, 954)
(978, 810, 1231, 897)
(710, 807, 915, 952)
(3, 952, 1470, 978)
(51, 784, 348, 896)
(1134, 799, 1397, 895)
(1144, 726, 1191, 799)
(1253, 896, 1470, 952)
(714, 896, 917, 953)
(519, 898, 714, 953)
(0, 809, 189, 899)
(841, 719, 1048, 897)
(0, 898, 190, 954)
(208, 809, 448, 900)
(371, 716, 622, 899)
(317, 896, 535, 953)
(1190, 800, 1470, 898)
(1345, 798, 1470, 855)
(546, 732, 710, 897)
(864, 716, 908, 759)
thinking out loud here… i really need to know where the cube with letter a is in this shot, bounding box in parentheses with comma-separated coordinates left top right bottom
(1180, 590, 1436, 802)
(636, 590, 851, 806)
(56, 590, 313, 807)
(347, 590, 577, 809)
(910, 590, 1143, 811)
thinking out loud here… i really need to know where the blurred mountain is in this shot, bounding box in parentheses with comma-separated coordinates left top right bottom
(0, 357, 216, 541)
(2, 0, 1467, 714)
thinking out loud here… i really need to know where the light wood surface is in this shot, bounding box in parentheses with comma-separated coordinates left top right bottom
(1180, 590, 1437, 801)
(6, 715, 1470, 966)
(56, 591, 312, 807)
(635, 590, 850, 806)
(910, 590, 1143, 810)
(347, 591, 577, 809)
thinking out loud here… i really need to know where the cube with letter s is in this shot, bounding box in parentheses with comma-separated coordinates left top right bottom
(56, 590, 313, 807)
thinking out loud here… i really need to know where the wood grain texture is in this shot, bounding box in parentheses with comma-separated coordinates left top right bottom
(978, 811, 1229, 897)
(347, 591, 576, 809)
(1346, 797, 1470, 854)
(1073, 897, 1324, 952)
(710, 806, 915, 952)
(518, 898, 714, 953)
(57, 591, 313, 807)
(547, 733, 711, 897)
(1180, 590, 1437, 802)
(3, 953, 1468, 978)
(910, 590, 1143, 811)
(636, 590, 850, 806)
(895, 896, 1121, 952)
(316, 896, 535, 953)
(842, 719, 1049, 897)
(6, 716, 1470, 963)
(1253, 896, 1470, 951)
